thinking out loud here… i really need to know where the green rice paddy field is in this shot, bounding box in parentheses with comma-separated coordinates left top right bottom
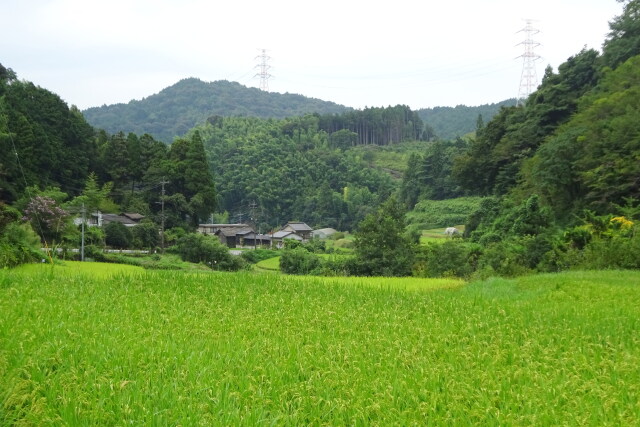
(1, 263, 639, 424)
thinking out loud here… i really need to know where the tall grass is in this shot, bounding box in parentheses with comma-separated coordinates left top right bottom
(1, 267, 638, 424)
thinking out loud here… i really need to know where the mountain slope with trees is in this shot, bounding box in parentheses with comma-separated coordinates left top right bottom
(83, 78, 350, 143)
(416, 98, 517, 140)
(397, 0, 640, 278)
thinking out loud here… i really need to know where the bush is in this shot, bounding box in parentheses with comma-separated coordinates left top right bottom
(304, 239, 326, 253)
(83, 226, 105, 247)
(280, 247, 322, 275)
(175, 233, 244, 271)
(476, 240, 531, 278)
(104, 222, 132, 249)
(415, 241, 481, 278)
(322, 256, 352, 276)
(283, 239, 303, 250)
(579, 233, 640, 269)
(330, 231, 345, 240)
(241, 249, 279, 264)
(0, 223, 41, 267)
(84, 244, 107, 262)
(132, 220, 159, 250)
(333, 239, 354, 249)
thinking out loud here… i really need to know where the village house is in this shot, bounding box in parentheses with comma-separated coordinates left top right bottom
(279, 222, 313, 241)
(76, 212, 145, 227)
(198, 221, 314, 249)
(198, 223, 250, 236)
(214, 225, 254, 248)
(270, 230, 303, 249)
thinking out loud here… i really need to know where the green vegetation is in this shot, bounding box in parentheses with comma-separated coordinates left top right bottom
(406, 197, 483, 233)
(174, 233, 245, 271)
(416, 98, 516, 141)
(196, 114, 398, 231)
(13, 260, 145, 277)
(1, 267, 638, 424)
(83, 78, 349, 143)
(419, 226, 466, 244)
(256, 256, 281, 271)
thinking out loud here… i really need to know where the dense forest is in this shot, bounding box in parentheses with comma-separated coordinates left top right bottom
(193, 113, 405, 231)
(1, 0, 639, 277)
(83, 78, 349, 143)
(82, 76, 510, 145)
(416, 98, 517, 140)
(1, 68, 414, 234)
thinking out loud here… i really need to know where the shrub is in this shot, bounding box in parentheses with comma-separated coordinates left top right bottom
(579, 233, 640, 270)
(476, 240, 531, 278)
(84, 244, 107, 262)
(330, 231, 345, 240)
(321, 256, 351, 276)
(416, 241, 481, 278)
(104, 222, 132, 249)
(132, 220, 159, 250)
(280, 247, 322, 275)
(283, 239, 303, 250)
(333, 239, 354, 249)
(241, 249, 279, 264)
(83, 226, 105, 247)
(304, 239, 326, 253)
(175, 233, 244, 271)
(0, 223, 41, 267)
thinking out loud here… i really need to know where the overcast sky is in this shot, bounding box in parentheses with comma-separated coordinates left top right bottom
(1, 0, 624, 111)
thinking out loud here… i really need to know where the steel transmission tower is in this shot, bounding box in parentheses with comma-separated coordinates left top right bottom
(516, 20, 541, 106)
(255, 49, 272, 91)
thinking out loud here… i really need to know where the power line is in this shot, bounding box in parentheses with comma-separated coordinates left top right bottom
(3, 115, 54, 262)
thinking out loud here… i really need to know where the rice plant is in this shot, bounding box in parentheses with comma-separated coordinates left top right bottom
(1, 265, 638, 424)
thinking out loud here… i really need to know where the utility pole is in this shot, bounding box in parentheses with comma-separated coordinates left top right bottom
(80, 203, 86, 261)
(160, 177, 169, 252)
(249, 200, 258, 249)
(516, 19, 541, 106)
(254, 49, 272, 91)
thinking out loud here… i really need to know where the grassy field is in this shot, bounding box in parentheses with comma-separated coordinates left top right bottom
(255, 255, 281, 271)
(1, 265, 638, 424)
(13, 260, 145, 278)
(420, 225, 466, 244)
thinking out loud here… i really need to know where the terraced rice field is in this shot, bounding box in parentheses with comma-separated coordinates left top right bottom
(1, 264, 638, 424)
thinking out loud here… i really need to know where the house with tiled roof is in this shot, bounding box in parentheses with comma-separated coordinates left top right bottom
(279, 222, 313, 241)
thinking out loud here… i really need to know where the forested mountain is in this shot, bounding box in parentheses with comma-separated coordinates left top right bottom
(192, 114, 403, 231)
(0, 64, 98, 202)
(2, 64, 421, 232)
(402, 0, 640, 219)
(83, 78, 349, 143)
(416, 98, 517, 141)
(83, 76, 511, 144)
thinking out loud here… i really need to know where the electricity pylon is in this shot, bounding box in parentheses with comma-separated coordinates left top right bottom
(255, 49, 272, 91)
(516, 20, 541, 106)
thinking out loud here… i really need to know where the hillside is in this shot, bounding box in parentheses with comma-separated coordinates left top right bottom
(417, 98, 517, 140)
(83, 78, 349, 143)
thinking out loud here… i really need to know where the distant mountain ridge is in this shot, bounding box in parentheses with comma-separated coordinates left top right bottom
(83, 78, 350, 142)
(417, 99, 517, 140)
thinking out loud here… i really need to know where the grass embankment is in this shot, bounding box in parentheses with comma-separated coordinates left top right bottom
(255, 256, 281, 271)
(1, 266, 638, 424)
(13, 260, 145, 278)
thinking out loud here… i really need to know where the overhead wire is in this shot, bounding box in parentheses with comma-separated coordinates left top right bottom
(3, 111, 54, 263)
